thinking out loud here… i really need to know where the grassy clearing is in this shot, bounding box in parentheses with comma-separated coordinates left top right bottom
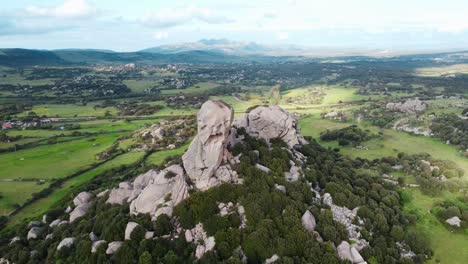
(0, 132, 122, 180)
(160, 82, 219, 95)
(414, 64, 468, 77)
(0, 181, 50, 215)
(7, 151, 146, 226)
(18, 103, 117, 118)
(403, 189, 468, 264)
(123, 79, 158, 93)
(146, 141, 191, 166)
(0, 74, 56, 86)
(299, 116, 468, 177)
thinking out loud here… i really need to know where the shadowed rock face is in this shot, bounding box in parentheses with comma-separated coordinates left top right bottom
(234, 105, 306, 147)
(182, 100, 234, 190)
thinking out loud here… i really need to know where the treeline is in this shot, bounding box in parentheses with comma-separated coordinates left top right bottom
(320, 125, 376, 146)
(430, 114, 468, 156)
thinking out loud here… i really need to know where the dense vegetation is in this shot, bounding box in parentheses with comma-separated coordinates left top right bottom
(430, 114, 468, 155)
(0, 134, 434, 263)
(320, 125, 375, 146)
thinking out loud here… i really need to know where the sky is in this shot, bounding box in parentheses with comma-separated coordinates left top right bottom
(1, 0, 468, 51)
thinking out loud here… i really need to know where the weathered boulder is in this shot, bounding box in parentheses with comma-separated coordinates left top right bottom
(106, 241, 123, 255)
(9, 237, 20, 245)
(182, 100, 234, 190)
(73, 192, 92, 207)
(27, 221, 41, 229)
(45, 234, 54, 240)
(274, 184, 286, 194)
(69, 191, 94, 223)
(144, 231, 154, 239)
(266, 254, 280, 264)
(27, 227, 42, 240)
(255, 164, 271, 174)
(445, 216, 461, 227)
(301, 211, 316, 232)
(57, 237, 76, 251)
(96, 189, 109, 198)
(185, 229, 193, 242)
(91, 240, 106, 253)
(285, 165, 301, 182)
(89, 232, 98, 242)
(129, 165, 189, 220)
(233, 105, 306, 147)
(125, 222, 140, 240)
(70, 203, 92, 223)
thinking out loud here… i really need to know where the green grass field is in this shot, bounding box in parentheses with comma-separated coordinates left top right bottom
(145, 141, 191, 166)
(0, 133, 122, 180)
(18, 103, 117, 118)
(0, 181, 51, 215)
(7, 151, 146, 226)
(403, 189, 468, 264)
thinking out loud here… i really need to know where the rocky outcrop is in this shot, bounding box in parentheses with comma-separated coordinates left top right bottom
(285, 165, 301, 182)
(182, 100, 235, 190)
(129, 165, 189, 220)
(125, 222, 140, 240)
(323, 193, 368, 251)
(91, 240, 106, 253)
(70, 203, 92, 223)
(233, 105, 306, 147)
(445, 216, 461, 227)
(301, 211, 316, 232)
(106, 241, 123, 255)
(57, 237, 75, 251)
(27, 227, 42, 240)
(184, 223, 216, 259)
(266, 254, 279, 264)
(337, 241, 365, 264)
(107, 170, 158, 205)
(73, 192, 92, 206)
(70, 191, 93, 223)
(386, 99, 427, 114)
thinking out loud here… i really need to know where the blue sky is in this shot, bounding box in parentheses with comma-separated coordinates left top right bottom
(1, 0, 468, 51)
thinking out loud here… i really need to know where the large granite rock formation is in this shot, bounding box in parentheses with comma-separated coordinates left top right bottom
(129, 165, 189, 219)
(233, 105, 306, 147)
(107, 170, 158, 205)
(182, 100, 236, 190)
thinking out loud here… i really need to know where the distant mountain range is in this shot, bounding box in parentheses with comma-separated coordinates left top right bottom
(140, 39, 277, 55)
(0, 39, 467, 66)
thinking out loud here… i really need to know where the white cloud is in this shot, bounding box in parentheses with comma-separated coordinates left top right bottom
(153, 31, 169, 40)
(24, 0, 97, 19)
(276, 32, 289, 40)
(140, 7, 233, 28)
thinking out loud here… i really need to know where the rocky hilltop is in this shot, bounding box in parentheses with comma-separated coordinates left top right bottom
(2, 100, 429, 264)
